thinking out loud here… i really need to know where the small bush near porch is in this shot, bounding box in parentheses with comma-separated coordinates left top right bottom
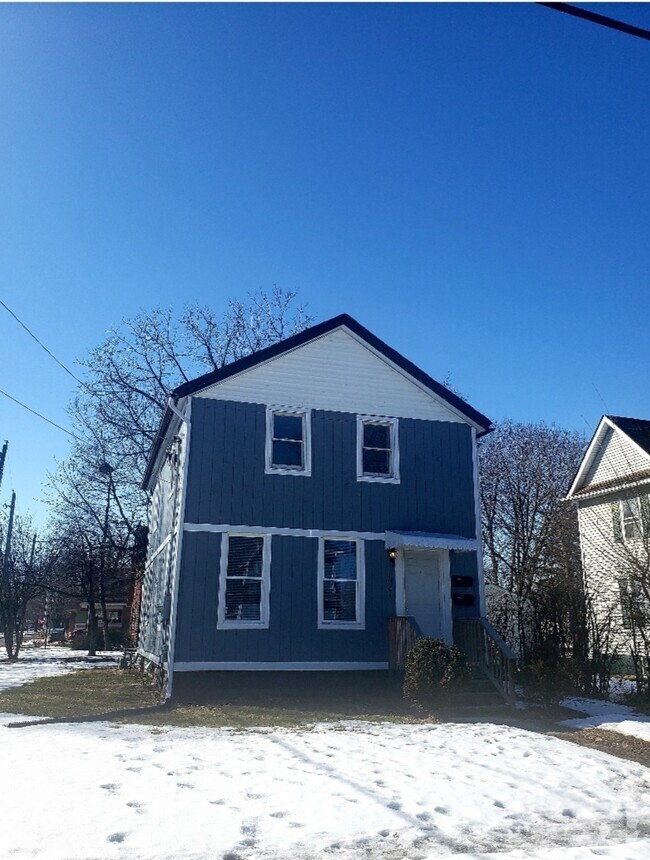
(403, 637, 470, 709)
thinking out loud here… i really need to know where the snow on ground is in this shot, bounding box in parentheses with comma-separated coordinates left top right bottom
(561, 696, 650, 743)
(2, 718, 650, 859)
(1, 651, 650, 859)
(0, 646, 118, 694)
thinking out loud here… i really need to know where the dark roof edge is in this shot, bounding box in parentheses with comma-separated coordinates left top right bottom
(142, 313, 493, 489)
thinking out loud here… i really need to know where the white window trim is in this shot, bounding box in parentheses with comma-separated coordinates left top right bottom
(317, 536, 365, 630)
(620, 498, 642, 541)
(217, 532, 271, 630)
(356, 415, 400, 484)
(265, 406, 312, 476)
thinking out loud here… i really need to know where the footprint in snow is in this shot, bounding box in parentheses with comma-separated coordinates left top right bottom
(562, 809, 576, 818)
(269, 811, 288, 819)
(434, 806, 449, 815)
(107, 833, 126, 844)
(494, 800, 506, 809)
(387, 801, 401, 810)
(100, 784, 120, 793)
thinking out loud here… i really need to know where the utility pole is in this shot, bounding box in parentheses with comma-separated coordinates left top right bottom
(2, 490, 16, 658)
(0, 441, 7, 494)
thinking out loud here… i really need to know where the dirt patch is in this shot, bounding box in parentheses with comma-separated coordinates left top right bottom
(549, 727, 650, 768)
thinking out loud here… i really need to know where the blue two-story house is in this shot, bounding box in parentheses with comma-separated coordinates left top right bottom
(138, 314, 497, 698)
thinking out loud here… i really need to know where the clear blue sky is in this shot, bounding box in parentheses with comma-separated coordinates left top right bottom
(1, 3, 650, 524)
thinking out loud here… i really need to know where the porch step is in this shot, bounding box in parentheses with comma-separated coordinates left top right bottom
(455, 669, 510, 708)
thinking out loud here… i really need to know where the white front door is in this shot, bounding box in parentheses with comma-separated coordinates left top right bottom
(403, 549, 452, 643)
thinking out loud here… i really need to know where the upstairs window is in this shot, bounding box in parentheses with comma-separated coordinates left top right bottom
(217, 533, 271, 628)
(318, 538, 365, 629)
(266, 408, 311, 476)
(621, 498, 642, 541)
(357, 415, 399, 483)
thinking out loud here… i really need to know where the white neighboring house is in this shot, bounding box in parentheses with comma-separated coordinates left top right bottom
(567, 415, 650, 655)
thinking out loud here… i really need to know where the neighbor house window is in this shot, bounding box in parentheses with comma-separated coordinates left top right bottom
(265, 407, 311, 476)
(318, 538, 365, 629)
(217, 533, 271, 628)
(620, 498, 642, 541)
(357, 415, 399, 483)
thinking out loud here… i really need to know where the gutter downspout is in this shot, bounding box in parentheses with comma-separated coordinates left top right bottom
(164, 396, 193, 700)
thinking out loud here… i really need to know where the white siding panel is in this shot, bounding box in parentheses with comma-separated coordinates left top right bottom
(577, 497, 634, 654)
(196, 329, 465, 423)
(584, 426, 650, 489)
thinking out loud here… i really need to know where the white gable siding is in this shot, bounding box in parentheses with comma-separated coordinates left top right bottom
(583, 426, 650, 489)
(576, 497, 634, 653)
(196, 329, 466, 424)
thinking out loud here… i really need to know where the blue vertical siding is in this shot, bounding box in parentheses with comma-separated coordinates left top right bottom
(175, 533, 395, 664)
(174, 397, 481, 666)
(185, 399, 476, 537)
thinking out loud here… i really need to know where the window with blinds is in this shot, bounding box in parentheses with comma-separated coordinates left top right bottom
(218, 534, 270, 628)
(319, 538, 365, 628)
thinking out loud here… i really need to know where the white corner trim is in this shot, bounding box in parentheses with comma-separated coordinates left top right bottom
(173, 661, 389, 671)
(217, 532, 272, 629)
(471, 427, 487, 617)
(264, 405, 312, 476)
(183, 523, 386, 541)
(356, 414, 400, 484)
(165, 397, 192, 700)
(317, 536, 366, 630)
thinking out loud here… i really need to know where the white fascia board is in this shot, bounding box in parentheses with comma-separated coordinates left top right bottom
(145, 396, 187, 494)
(566, 416, 610, 499)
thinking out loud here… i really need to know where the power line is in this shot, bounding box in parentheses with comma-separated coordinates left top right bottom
(0, 386, 77, 439)
(0, 298, 84, 385)
(538, 3, 650, 42)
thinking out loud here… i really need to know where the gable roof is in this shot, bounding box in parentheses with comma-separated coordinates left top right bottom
(567, 414, 650, 499)
(143, 313, 492, 489)
(607, 416, 650, 458)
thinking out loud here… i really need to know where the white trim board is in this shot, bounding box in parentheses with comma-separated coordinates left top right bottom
(184, 523, 386, 541)
(165, 397, 193, 700)
(173, 661, 390, 671)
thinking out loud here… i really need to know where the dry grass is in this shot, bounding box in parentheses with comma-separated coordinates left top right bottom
(0, 668, 428, 729)
(0, 669, 161, 719)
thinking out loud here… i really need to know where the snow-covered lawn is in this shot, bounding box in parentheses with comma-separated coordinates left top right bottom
(561, 696, 650, 744)
(1, 651, 649, 860)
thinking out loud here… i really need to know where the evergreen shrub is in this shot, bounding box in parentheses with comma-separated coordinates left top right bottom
(403, 637, 470, 708)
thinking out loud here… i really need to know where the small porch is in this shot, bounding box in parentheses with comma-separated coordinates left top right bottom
(385, 530, 516, 704)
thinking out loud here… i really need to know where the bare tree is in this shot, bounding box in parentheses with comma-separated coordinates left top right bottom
(480, 421, 586, 665)
(45, 287, 313, 655)
(0, 512, 54, 659)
